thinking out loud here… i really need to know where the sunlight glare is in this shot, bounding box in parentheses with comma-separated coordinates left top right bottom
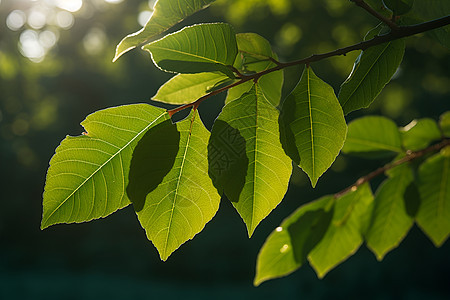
(56, 0, 83, 12)
(56, 11, 74, 29)
(19, 30, 45, 63)
(104, 0, 124, 4)
(280, 244, 289, 253)
(138, 10, 153, 27)
(28, 9, 47, 30)
(39, 30, 58, 49)
(6, 10, 27, 31)
(83, 28, 107, 55)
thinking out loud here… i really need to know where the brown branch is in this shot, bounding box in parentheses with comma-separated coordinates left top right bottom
(167, 75, 254, 116)
(334, 139, 450, 199)
(168, 15, 450, 115)
(350, 0, 399, 30)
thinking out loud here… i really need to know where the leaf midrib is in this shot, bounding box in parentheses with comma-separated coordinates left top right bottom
(42, 112, 167, 228)
(150, 45, 226, 65)
(340, 42, 391, 108)
(307, 68, 315, 181)
(162, 112, 196, 258)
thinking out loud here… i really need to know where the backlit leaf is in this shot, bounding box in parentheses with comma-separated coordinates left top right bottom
(41, 104, 169, 229)
(134, 109, 221, 260)
(343, 116, 403, 157)
(416, 152, 450, 247)
(400, 118, 441, 151)
(226, 33, 283, 106)
(152, 72, 230, 105)
(208, 85, 292, 236)
(113, 0, 216, 61)
(308, 183, 374, 278)
(366, 164, 414, 260)
(143, 23, 238, 77)
(280, 66, 347, 187)
(254, 196, 334, 286)
(338, 39, 405, 115)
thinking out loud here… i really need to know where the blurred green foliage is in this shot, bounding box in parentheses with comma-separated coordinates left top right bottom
(1, 0, 449, 298)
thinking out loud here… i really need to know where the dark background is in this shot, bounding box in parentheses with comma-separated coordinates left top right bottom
(1, 0, 449, 299)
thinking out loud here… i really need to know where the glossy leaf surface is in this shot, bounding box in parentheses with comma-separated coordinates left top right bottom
(280, 67, 347, 187)
(134, 110, 221, 260)
(401, 118, 441, 151)
(416, 152, 450, 246)
(338, 39, 405, 115)
(209, 85, 292, 236)
(113, 0, 216, 61)
(144, 23, 238, 77)
(343, 116, 403, 157)
(42, 104, 169, 229)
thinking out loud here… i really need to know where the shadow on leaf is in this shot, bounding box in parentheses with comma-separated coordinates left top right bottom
(208, 119, 247, 202)
(127, 120, 180, 212)
(279, 95, 300, 165)
(404, 181, 421, 218)
(158, 60, 234, 78)
(287, 207, 334, 264)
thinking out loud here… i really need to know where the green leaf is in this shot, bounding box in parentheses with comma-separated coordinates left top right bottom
(143, 23, 238, 77)
(41, 104, 169, 229)
(308, 183, 374, 278)
(342, 116, 403, 157)
(365, 0, 392, 17)
(152, 72, 230, 105)
(280, 67, 347, 187)
(254, 196, 334, 286)
(400, 118, 441, 151)
(208, 85, 292, 236)
(366, 164, 414, 260)
(226, 33, 283, 106)
(133, 109, 221, 260)
(412, 0, 450, 48)
(338, 38, 405, 115)
(439, 111, 450, 137)
(383, 0, 414, 15)
(416, 152, 450, 247)
(113, 0, 216, 61)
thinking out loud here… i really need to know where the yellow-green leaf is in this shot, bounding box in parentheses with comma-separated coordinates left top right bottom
(209, 85, 292, 236)
(41, 104, 169, 229)
(133, 110, 221, 260)
(113, 0, 216, 61)
(143, 23, 237, 77)
(280, 67, 347, 187)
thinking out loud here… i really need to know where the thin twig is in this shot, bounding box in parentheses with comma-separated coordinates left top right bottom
(167, 15, 450, 115)
(333, 139, 450, 199)
(350, 0, 399, 30)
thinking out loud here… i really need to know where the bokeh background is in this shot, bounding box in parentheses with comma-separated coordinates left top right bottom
(1, 0, 449, 299)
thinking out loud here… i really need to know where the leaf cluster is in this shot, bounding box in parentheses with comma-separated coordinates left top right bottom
(41, 0, 450, 286)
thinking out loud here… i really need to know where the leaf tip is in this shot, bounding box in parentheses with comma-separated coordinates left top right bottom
(112, 40, 136, 62)
(40, 218, 50, 230)
(253, 277, 264, 287)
